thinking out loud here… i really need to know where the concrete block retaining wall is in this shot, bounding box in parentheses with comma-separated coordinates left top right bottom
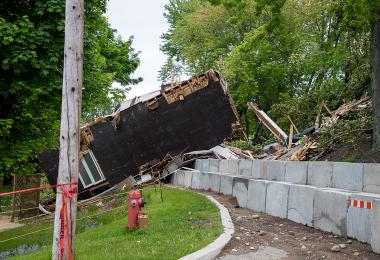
(288, 184, 315, 226)
(251, 160, 267, 179)
(347, 193, 380, 243)
(173, 158, 380, 253)
(332, 162, 363, 191)
(307, 161, 333, 188)
(209, 159, 220, 172)
(192, 159, 376, 194)
(266, 161, 286, 182)
(209, 173, 221, 193)
(247, 179, 268, 213)
(371, 200, 380, 253)
(220, 174, 234, 196)
(364, 164, 380, 194)
(285, 161, 307, 184)
(265, 182, 289, 218)
(232, 177, 250, 208)
(313, 188, 350, 236)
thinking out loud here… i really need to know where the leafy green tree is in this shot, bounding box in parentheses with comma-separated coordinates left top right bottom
(0, 0, 141, 177)
(160, 0, 373, 142)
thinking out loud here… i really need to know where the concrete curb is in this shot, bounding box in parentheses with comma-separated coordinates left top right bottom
(179, 193, 234, 260)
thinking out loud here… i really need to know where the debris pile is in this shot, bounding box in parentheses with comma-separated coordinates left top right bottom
(248, 96, 372, 161)
(128, 96, 373, 187)
(131, 145, 253, 186)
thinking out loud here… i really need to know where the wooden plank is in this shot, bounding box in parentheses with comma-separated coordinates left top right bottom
(287, 115, 299, 134)
(247, 102, 287, 143)
(288, 125, 293, 149)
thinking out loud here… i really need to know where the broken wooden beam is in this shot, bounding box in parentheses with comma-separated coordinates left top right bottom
(247, 102, 288, 143)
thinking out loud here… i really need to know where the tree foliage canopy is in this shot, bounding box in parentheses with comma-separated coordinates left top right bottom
(0, 0, 141, 177)
(160, 0, 373, 138)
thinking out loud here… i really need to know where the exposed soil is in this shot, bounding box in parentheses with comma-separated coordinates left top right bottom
(319, 135, 380, 163)
(202, 191, 380, 260)
(0, 216, 23, 232)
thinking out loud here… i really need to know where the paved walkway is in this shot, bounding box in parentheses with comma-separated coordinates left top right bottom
(218, 246, 288, 260)
(0, 215, 23, 232)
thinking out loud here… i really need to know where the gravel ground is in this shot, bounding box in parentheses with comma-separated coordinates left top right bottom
(201, 191, 380, 260)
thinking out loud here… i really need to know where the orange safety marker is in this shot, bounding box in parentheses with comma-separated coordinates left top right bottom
(347, 199, 372, 209)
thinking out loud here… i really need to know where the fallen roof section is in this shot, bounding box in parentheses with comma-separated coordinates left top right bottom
(38, 70, 246, 199)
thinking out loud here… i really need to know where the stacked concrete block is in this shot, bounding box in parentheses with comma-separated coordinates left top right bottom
(220, 174, 235, 195)
(265, 182, 290, 219)
(347, 193, 380, 243)
(194, 159, 210, 173)
(219, 159, 239, 175)
(191, 170, 202, 190)
(266, 160, 286, 181)
(363, 164, 380, 194)
(285, 161, 307, 184)
(247, 179, 269, 213)
(238, 159, 253, 177)
(209, 173, 222, 193)
(219, 160, 229, 174)
(232, 177, 250, 208)
(183, 170, 193, 188)
(209, 159, 220, 172)
(228, 160, 239, 175)
(199, 171, 210, 190)
(170, 171, 178, 185)
(287, 184, 316, 226)
(307, 161, 333, 188)
(313, 188, 351, 236)
(332, 162, 363, 191)
(194, 159, 202, 171)
(371, 199, 380, 254)
(251, 160, 267, 179)
(177, 170, 185, 186)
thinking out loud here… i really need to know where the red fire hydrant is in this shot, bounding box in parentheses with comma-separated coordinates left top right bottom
(128, 189, 144, 230)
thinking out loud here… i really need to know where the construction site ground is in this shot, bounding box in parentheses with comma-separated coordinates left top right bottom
(200, 191, 380, 260)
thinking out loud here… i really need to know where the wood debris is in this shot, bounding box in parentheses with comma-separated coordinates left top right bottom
(289, 141, 318, 161)
(243, 96, 372, 162)
(320, 96, 371, 128)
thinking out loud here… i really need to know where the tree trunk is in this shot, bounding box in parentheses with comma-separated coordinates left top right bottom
(372, 6, 380, 151)
(0, 176, 3, 212)
(52, 0, 84, 259)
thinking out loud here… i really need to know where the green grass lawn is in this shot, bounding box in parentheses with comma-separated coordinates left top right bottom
(1, 187, 223, 259)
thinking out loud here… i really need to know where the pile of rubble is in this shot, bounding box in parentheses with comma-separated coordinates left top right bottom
(249, 96, 372, 161)
(125, 96, 372, 187)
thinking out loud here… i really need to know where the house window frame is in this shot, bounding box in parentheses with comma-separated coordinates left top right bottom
(79, 150, 106, 189)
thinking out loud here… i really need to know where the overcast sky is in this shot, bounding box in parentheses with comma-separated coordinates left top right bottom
(106, 0, 170, 99)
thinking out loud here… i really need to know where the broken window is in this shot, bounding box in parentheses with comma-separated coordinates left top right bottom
(79, 150, 105, 188)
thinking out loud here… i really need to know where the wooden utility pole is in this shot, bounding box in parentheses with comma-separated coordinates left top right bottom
(52, 0, 84, 259)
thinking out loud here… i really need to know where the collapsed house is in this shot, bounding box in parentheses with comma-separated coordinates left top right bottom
(38, 70, 246, 198)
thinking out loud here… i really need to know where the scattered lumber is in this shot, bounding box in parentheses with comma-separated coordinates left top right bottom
(289, 141, 318, 161)
(321, 96, 371, 128)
